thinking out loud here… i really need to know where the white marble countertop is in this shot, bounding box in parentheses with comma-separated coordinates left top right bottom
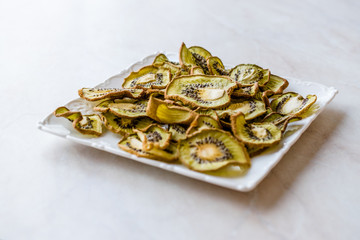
(1, 0, 359, 239)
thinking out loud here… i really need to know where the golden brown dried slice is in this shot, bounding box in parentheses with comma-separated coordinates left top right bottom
(207, 56, 228, 75)
(78, 88, 144, 101)
(179, 42, 197, 68)
(146, 95, 197, 124)
(231, 113, 281, 147)
(270, 92, 317, 116)
(232, 83, 260, 98)
(179, 129, 250, 172)
(168, 124, 187, 142)
(229, 64, 270, 86)
(152, 53, 169, 65)
(118, 135, 178, 162)
(190, 66, 204, 75)
(188, 46, 212, 74)
(122, 65, 171, 89)
(94, 98, 148, 118)
(165, 75, 236, 109)
(100, 112, 153, 135)
(260, 74, 289, 94)
(54, 106, 81, 122)
(135, 124, 172, 151)
(73, 114, 103, 137)
(186, 115, 222, 136)
(195, 108, 219, 121)
(216, 99, 266, 121)
(262, 112, 301, 132)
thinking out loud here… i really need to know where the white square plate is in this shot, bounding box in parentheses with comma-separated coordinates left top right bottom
(38, 52, 338, 192)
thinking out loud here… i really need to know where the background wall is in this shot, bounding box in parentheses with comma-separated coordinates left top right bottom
(1, 0, 359, 239)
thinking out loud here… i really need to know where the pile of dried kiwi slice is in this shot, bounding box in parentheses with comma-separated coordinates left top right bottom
(54, 42, 317, 172)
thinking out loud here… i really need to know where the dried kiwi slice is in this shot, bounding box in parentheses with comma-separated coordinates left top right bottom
(135, 124, 172, 151)
(262, 112, 301, 132)
(94, 98, 148, 118)
(100, 112, 153, 135)
(232, 83, 259, 98)
(186, 115, 222, 136)
(122, 65, 171, 89)
(190, 66, 204, 75)
(270, 92, 317, 116)
(188, 46, 212, 74)
(54, 106, 81, 122)
(231, 112, 281, 147)
(179, 129, 250, 172)
(179, 42, 197, 68)
(165, 75, 237, 109)
(73, 114, 103, 137)
(146, 96, 197, 124)
(78, 88, 144, 101)
(195, 108, 219, 121)
(152, 53, 169, 65)
(229, 64, 270, 86)
(118, 135, 178, 162)
(168, 124, 187, 142)
(260, 74, 289, 95)
(207, 56, 228, 75)
(216, 99, 266, 121)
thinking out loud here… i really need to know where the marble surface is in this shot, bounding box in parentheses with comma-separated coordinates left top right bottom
(0, 0, 359, 239)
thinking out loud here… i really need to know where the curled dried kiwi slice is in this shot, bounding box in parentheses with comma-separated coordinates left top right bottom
(186, 115, 222, 136)
(216, 99, 266, 121)
(207, 56, 228, 75)
(118, 135, 178, 162)
(78, 88, 144, 101)
(73, 114, 103, 137)
(190, 66, 204, 75)
(146, 95, 197, 124)
(232, 83, 259, 98)
(270, 92, 317, 116)
(100, 112, 153, 135)
(188, 46, 212, 74)
(262, 112, 301, 132)
(168, 124, 187, 141)
(179, 129, 250, 172)
(135, 124, 172, 151)
(152, 53, 169, 65)
(195, 108, 219, 121)
(122, 65, 171, 89)
(94, 98, 148, 118)
(229, 64, 270, 86)
(231, 112, 281, 147)
(54, 106, 81, 122)
(260, 74, 289, 95)
(165, 75, 237, 109)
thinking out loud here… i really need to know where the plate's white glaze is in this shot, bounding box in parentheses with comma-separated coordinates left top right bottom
(38, 52, 338, 192)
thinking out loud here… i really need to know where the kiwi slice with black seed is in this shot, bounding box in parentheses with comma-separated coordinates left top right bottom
(179, 129, 250, 172)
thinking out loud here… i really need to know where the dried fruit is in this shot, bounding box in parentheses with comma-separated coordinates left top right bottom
(54, 43, 318, 174)
(118, 135, 178, 162)
(122, 65, 171, 89)
(229, 64, 270, 86)
(146, 95, 197, 124)
(232, 83, 259, 98)
(78, 88, 144, 101)
(207, 56, 228, 75)
(231, 112, 281, 147)
(100, 112, 153, 135)
(165, 75, 237, 109)
(270, 92, 317, 116)
(260, 74, 289, 95)
(216, 99, 266, 121)
(186, 115, 222, 136)
(179, 129, 250, 172)
(135, 124, 172, 150)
